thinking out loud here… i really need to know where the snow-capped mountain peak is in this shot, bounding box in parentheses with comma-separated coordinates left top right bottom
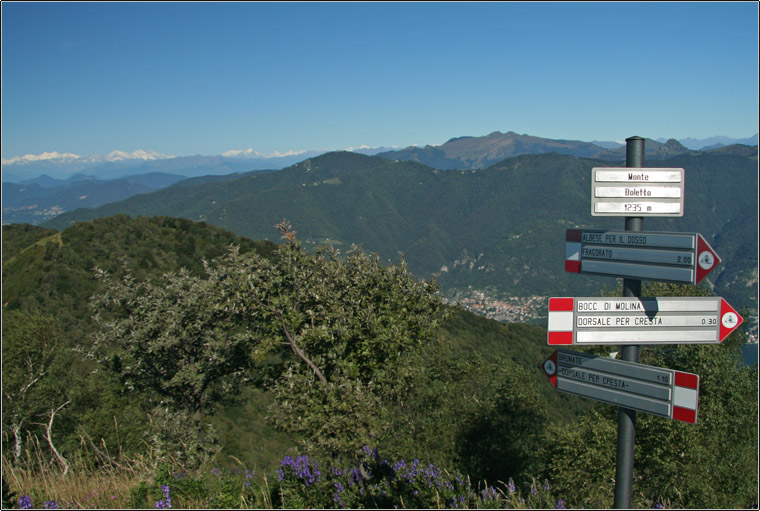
(1, 151, 82, 165)
(2, 149, 172, 166)
(91, 149, 172, 162)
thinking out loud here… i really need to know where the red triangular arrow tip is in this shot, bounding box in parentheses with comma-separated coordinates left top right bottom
(541, 350, 559, 388)
(695, 234, 721, 284)
(719, 299, 743, 342)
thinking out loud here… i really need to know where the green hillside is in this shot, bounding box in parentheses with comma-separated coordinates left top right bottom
(2, 215, 583, 475)
(42, 150, 759, 320)
(3, 214, 756, 509)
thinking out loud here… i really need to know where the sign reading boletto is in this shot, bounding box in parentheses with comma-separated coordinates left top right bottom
(591, 167, 684, 217)
(565, 229, 720, 285)
(541, 348, 700, 423)
(547, 297, 743, 345)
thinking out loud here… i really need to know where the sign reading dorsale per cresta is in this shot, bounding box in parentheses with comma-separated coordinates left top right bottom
(547, 296, 743, 346)
(541, 348, 700, 423)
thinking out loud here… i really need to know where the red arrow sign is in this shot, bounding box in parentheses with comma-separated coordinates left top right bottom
(719, 298, 743, 342)
(695, 233, 721, 284)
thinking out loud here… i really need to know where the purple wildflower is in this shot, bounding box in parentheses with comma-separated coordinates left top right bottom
(155, 485, 172, 509)
(653, 503, 664, 509)
(19, 496, 32, 509)
(210, 467, 221, 476)
(556, 499, 567, 509)
(278, 454, 321, 487)
(44, 502, 59, 510)
(544, 479, 551, 490)
(508, 477, 516, 494)
(481, 486, 497, 501)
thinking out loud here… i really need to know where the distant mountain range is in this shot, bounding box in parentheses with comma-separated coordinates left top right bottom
(374, 132, 721, 170)
(40, 147, 759, 321)
(3, 132, 755, 181)
(4, 131, 757, 227)
(656, 134, 759, 150)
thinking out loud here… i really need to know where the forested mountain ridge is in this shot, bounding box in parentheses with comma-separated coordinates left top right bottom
(375, 131, 701, 170)
(41, 149, 759, 321)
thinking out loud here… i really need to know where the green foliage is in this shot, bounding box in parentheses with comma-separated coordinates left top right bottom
(2, 311, 72, 466)
(456, 364, 551, 488)
(2, 223, 58, 264)
(90, 262, 259, 467)
(2, 215, 279, 464)
(128, 463, 265, 509)
(227, 221, 449, 459)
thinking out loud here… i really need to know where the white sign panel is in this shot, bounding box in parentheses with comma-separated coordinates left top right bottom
(591, 167, 685, 217)
(547, 297, 743, 345)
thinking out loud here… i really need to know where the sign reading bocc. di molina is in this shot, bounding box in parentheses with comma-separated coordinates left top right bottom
(547, 297, 743, 345)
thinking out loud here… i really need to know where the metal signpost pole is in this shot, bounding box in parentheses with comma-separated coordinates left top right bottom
(614, 136, 644, 508)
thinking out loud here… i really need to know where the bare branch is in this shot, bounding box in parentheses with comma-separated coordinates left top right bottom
(44, 401, 71, 476)
(273, 309, 326, 384)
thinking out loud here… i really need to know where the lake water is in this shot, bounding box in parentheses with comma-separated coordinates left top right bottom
(742, 343, 758, 365)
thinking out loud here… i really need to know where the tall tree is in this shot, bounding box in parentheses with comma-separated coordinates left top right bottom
(89, 259, 258, 467)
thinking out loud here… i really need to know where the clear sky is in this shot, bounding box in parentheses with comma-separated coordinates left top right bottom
(1, 1, 758, 160)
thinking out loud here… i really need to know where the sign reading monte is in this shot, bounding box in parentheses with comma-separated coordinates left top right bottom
(541, 348, 700, 423)
(591, 167, 684, 217)
(565, 229, 720, 285)
(547, 297, 743, 345)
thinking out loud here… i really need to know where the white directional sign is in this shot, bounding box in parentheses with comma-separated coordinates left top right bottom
(591, 167, 684, 217)
(541, 348, 700, 423)
(547, 297, 743, 345)
(565, 229, 721, 285)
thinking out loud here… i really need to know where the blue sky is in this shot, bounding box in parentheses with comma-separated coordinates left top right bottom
(1, 1, 758, 160)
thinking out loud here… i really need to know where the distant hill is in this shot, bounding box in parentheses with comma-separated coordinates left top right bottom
(1, 151, 321, 182)
(2, 173, 190, 225)
(659, 134, 759, 150)
(42, 150, 759, 318)
(376, 131, 698, 169)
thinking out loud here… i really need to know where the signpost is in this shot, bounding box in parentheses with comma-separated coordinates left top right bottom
(547, 296, 743, 345)
(565, 229, 721, 285)
(541, 348, 700, 423)
(591, 167, 684, 217)
(541, 136, 745, 507)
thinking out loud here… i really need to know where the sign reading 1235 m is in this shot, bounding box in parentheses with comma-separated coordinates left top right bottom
(592, 167, 684, 217)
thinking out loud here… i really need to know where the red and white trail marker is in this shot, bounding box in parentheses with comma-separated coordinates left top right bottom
(541, 348, 700, 423)
(547, 296, 743, 345)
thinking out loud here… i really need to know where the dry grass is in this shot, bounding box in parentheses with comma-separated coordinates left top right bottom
(3, 433, 158, 509)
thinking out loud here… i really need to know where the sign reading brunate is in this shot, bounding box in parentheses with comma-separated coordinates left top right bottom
(541, 348, 700, 423)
